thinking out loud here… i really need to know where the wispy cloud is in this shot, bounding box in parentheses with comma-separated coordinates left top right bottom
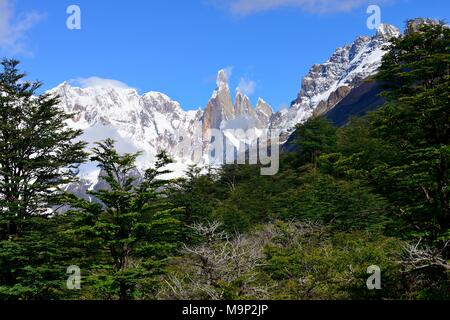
(237, 77, 257, 96)
(70, 77, 132, 89)
(0, 0, 45, 56)
(223, 66, 234, 80)
(213, 0, 388, 16)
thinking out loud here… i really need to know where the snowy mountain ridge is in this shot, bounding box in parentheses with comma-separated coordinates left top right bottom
(270, 23, 400, 133)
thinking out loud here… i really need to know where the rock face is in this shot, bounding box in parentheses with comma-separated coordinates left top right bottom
(325, 81, 386, 126)
(313, 86, 352, 117)
(255, 98, 273, 127)
(202, 69, 234, 133)
(201, 70, 275, 139)
(234, 90, 255, 118)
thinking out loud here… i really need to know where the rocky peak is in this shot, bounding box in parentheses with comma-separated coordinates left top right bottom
(271, 23, 402, 134)
(375, 24, 401, 40)
(234, 90, 255, 118)
(295, 23, 400, 104)
(202, 69, 235, 135)
(142, 91, 182, 114)
(406, 18, 442, 35)
(256, 98, 273, 117)
(216, 69, 229, 89)
(255, 98, 273, 126)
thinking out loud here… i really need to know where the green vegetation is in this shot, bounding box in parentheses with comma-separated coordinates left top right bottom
(64, 140, 183, 300)
(0, 59, 87, 299)
(0, 21, 449, 300)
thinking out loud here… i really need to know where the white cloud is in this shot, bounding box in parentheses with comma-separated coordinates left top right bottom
(278, 103, 290, 112)
(237, 77, 257, 96)
(223, 66, 234, 80)
(216, 0, 388, 16)
(0, 0, 45, 55)
(70, 77, 132, 89)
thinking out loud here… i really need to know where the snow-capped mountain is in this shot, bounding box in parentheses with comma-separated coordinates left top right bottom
(50, 84, 204, 181)
(51, 23, 400, 184)
(270, 24, 400, 135)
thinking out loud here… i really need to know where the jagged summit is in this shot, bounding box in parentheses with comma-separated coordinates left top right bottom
(255, 98, 273, 127)
(406, 18, 445, 34)
(269, 22, 402, 134)
(234, 90, 252, 117)
(376, 24, 401, 39)
(203, 69, 235, 132)
(216, 69, 229, 89)
(202, 70, 275, 134)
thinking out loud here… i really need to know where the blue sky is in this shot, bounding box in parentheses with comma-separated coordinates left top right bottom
(0, 0, 448, 111)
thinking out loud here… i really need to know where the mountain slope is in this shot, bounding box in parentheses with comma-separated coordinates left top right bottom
(270, 24, 400, 137)
(325, 81, 386, 126)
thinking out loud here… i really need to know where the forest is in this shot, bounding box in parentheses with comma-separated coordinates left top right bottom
(0, 22, 449, 300)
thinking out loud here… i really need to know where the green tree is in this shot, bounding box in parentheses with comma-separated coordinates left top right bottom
(0, 59, 87, 299)
(167, 165, 221, 225)
(290, 117, 337, 170)
(372, 22, 450, 240)
(66, 139, 182, 300)
(0, 59, 87, 239)
(275, 172, 391, 231)
(263, 222, 405, 300)
(213, 164, 275, 233)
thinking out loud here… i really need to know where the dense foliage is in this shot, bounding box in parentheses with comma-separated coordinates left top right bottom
(0, 59, 87, 299)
